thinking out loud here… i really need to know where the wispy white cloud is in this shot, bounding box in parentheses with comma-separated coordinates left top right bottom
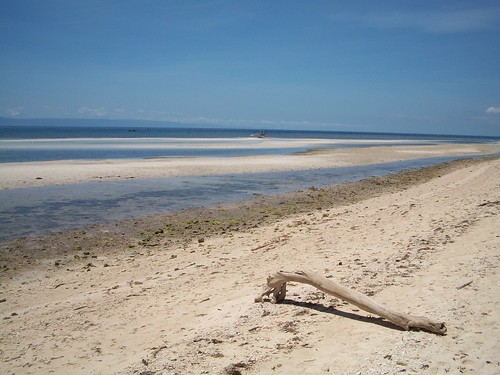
(78, 106, 106, 116)
(333, 7, 500, 33)
(6, 107, 23, 116)
(486, 106, 500, 114)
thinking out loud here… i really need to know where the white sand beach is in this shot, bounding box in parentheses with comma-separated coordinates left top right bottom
(0, 144, 499, 374)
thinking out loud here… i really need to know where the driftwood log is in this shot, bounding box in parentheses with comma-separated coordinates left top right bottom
(255, 270, 447, 335)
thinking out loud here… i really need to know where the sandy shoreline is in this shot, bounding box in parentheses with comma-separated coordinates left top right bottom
(0, 152, 499, 374)
(1, 142, 499, 189)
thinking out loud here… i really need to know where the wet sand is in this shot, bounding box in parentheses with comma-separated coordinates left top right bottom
(0, 146, 499, 374)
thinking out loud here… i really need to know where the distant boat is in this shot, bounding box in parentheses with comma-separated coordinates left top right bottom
(251, 130, 267, 138)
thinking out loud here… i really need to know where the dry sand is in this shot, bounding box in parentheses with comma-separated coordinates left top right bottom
(1, 142, 498, 189)
(0, 148, 499, 374)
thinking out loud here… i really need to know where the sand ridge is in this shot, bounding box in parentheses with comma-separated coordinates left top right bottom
(1, 142, 498, 189)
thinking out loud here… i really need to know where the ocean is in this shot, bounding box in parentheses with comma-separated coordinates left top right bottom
(0, 124, 498, 242)
(1, 125, 496, 163)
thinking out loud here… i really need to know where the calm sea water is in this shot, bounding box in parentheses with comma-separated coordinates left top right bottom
(1, 125, 497, 163)
(1, 124, 498, 242)
(0, 154, 492, 243)
(2, 124, 495, 140)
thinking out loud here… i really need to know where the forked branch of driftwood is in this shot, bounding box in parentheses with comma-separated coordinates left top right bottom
(255, 270, 447, 335)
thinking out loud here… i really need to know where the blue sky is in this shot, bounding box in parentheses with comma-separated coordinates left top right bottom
(1, 1, 499, 136)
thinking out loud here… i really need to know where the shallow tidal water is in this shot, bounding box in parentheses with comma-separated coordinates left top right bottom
(0, 155, 492, 243)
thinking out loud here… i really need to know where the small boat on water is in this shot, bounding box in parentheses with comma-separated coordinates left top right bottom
(251, 130, 267, 138)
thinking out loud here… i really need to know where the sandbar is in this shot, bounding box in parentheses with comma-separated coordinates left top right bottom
(1, 142, 498, 189)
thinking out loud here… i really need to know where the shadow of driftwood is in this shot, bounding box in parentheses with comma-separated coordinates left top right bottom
(280, 299, 405, 332)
